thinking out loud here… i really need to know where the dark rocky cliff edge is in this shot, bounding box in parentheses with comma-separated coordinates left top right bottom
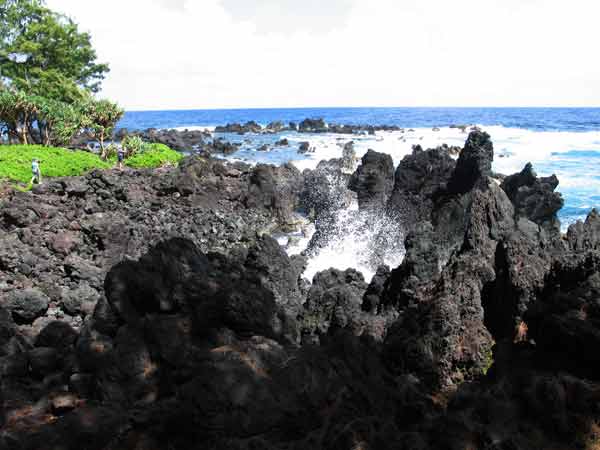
(1, 131, 600, 449)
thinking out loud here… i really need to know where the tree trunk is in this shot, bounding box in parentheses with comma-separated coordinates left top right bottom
(21, 113, 28, 145)
(99, 131, 106, 159)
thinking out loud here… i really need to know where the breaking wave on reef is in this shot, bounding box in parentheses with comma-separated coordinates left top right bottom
(278, 200, 405, 282)
(122, 106, 600, 279)
(224, 125, 600, 279)
(302, 206, 404, 282)
(217, 124, 600, 228)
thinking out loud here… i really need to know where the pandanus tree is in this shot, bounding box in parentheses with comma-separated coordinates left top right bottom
(82, 98, 124, 158)
(0, 88, 38, 143)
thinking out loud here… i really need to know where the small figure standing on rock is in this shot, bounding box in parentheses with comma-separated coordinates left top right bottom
(31, 159, 42, 184)
(117, 147, 125, 171)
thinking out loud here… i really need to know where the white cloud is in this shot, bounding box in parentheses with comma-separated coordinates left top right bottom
(218, 0, 357, 33)
(47, 0, 600, 110)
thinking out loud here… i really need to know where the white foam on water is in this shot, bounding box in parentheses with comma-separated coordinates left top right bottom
(173, 125, 216, 132)
(220, 124, 600, 281)
(273, 125, 600, 177)
(300, 203, 405, 282)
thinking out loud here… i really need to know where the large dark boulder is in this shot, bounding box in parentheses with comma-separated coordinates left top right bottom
(300, 158, 351, 220)
(300, 268, 368, 341)
(171, 156, 228, 198)
(446, 130, 494, 195)
(105, 237, 300, 343)
(299, 118, 327, 132)
(35, 321, 78, 350)
(214, 121, 262, 134)
(208, 138, 239, 155)
(381, 221, 442, 310)
(245, 163, 303, 226)
(384, 180, 515, 389)
(386, 145, 456, 228)
(501, 163, 564, 233)
(348, 149, 395, 210)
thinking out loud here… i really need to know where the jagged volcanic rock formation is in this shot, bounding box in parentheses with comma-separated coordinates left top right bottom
(1, 131, 600, 449)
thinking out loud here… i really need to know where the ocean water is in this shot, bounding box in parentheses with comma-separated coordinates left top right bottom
(119, 107, 600, 280)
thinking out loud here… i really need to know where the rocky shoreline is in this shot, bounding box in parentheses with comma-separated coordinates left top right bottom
(71, 118, 472, 157)
(2, 131, 600, 449)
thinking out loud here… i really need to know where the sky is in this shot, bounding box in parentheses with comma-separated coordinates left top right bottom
(47, 0, 600, 110)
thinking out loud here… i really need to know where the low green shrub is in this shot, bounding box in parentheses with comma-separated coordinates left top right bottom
(125, 143, 183, 169)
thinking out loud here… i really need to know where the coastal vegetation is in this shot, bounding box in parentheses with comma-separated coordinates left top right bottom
(0, 143, 183, 184)
(124, 143, 183, 168)
(0, 0, 123, 149)
(0, 144, 111, 182)
(0, 0, 181, 185)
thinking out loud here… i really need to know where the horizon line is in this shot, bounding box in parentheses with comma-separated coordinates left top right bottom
(122, 105, 600, 113)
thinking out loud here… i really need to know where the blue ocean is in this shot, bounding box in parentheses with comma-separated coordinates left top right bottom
(119, 107, 600, 231)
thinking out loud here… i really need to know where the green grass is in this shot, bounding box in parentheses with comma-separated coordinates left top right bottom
(0, 145, 111, 184)
(0, 143, 183, 187)
(125, 143, 184, 169)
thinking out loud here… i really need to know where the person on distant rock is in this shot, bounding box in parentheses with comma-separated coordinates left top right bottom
(31, 159, 42, 184)
(117, 146, 125, 171)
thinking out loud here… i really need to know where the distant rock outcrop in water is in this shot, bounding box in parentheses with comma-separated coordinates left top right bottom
(2, 131, 600, 450)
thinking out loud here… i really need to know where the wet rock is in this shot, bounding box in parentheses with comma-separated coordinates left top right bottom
(362, 265, 390, 313)
(297, 141, 311, 154)
(301, 268, 368, 339)
(299, 118, 327, 132)
(208, 138, 239, 155)
(266, 121, 285, 132)
(215, 121, 262, 134)
(348, 149, 395, 210)
(300, 158, 350, 220)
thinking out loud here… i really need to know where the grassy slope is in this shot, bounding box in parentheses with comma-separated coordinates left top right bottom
(0, 144, 183, 184)
(0, 145, 111, 183)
